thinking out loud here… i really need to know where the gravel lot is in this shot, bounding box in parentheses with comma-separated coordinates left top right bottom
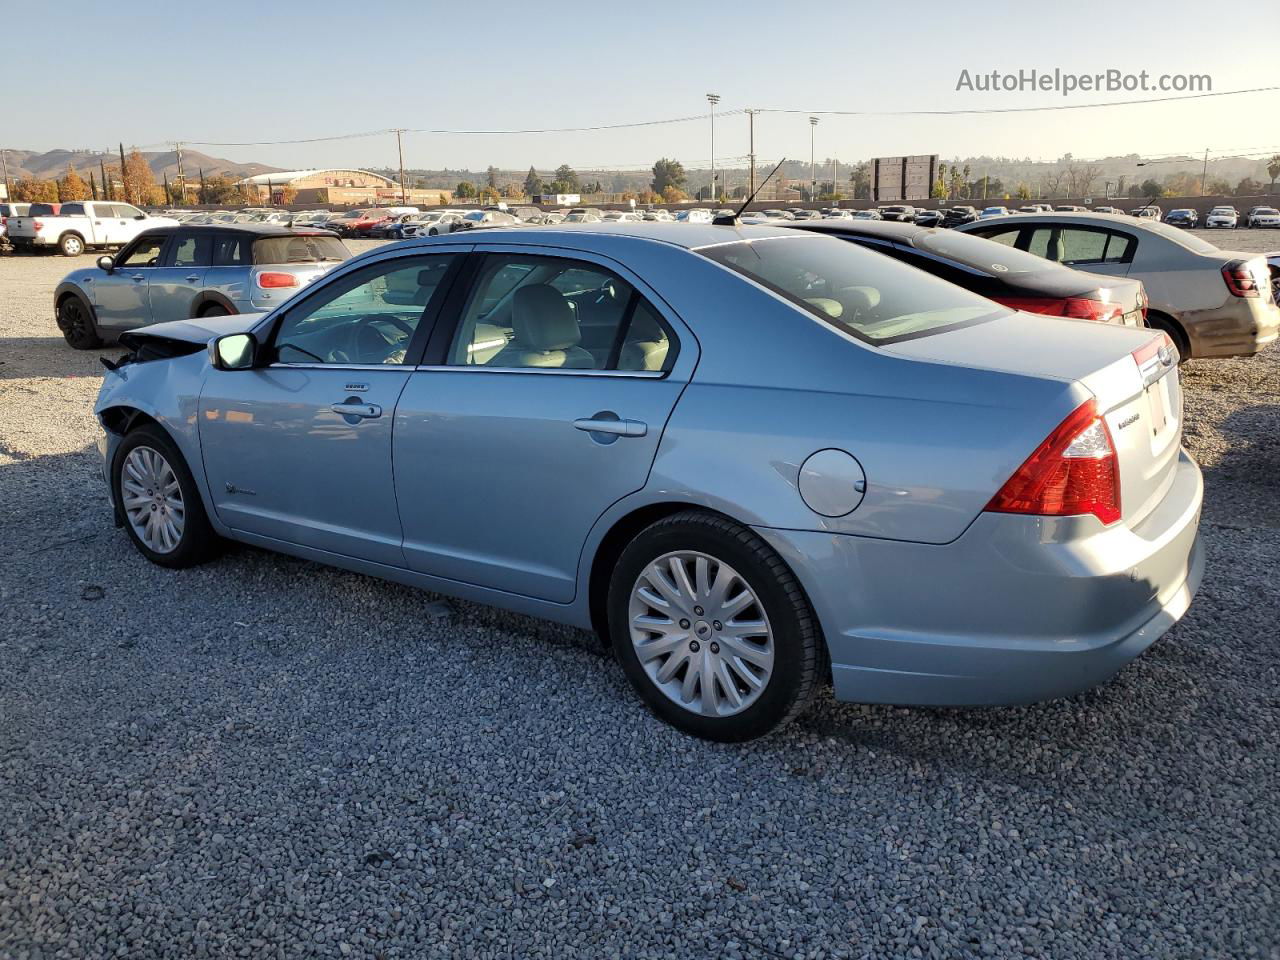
(1, 231, 1277, 959)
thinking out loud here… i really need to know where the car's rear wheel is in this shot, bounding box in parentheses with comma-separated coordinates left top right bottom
(198, 303, 230, 318)
(113, 425, 218, 569)
(428, 228, 438, 237)
(59, 233, 85, 256)
(608, 511, 822, 741)
(57, 294, 102, 349)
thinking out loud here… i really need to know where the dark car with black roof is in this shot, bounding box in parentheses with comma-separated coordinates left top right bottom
(781, 219, 1148, 328)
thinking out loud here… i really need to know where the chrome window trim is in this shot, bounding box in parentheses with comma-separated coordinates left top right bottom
(413, 364, 665, 379)
(266, 362, 413, 372)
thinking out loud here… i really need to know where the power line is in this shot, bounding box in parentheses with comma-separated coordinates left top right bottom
(757, 84, 1280, 117)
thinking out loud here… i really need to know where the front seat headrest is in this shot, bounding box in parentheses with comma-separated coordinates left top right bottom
(512, 285, 580, 351)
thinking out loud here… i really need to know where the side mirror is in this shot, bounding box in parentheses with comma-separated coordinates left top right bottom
(97, 255, 114, 273)
(209, 332, 258, 371)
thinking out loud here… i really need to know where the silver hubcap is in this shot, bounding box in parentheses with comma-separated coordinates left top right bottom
(120, 446, 185, 554)
(629, 551, 774, 718)
(65, 237, 82, 253)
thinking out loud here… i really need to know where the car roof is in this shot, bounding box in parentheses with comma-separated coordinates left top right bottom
(161, 223, 335, 238)
(964, 210, 1149, 227)
(384, 221, 800, 253)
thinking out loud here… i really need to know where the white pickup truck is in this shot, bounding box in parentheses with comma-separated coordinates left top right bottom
(6, 201, 178, 256)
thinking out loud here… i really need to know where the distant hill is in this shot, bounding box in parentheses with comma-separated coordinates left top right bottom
(3, 148, 281, 181)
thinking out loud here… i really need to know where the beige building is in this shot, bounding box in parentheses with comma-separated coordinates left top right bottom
(236, 169, 453, 207)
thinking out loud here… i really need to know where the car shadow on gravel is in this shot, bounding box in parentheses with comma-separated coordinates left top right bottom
(1195, 402, 1280, 529)
(0, 336, 124, 380)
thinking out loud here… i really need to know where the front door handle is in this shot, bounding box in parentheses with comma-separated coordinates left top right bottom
(185, 274, 200, 282)
(573, 415, 647, 438)
(331, 400, 382, 419)
(130, 274, 145, 282)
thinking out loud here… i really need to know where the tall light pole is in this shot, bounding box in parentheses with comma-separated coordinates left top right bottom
(393, 128, 408, 205)
(809, 116, 819, 203)
(747, 109, 756, 198)
(706, 93, 720, 202)
(1200, 146, 1209, 196)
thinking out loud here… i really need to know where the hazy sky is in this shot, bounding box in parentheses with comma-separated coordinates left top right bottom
(5, 0, 1278, 173)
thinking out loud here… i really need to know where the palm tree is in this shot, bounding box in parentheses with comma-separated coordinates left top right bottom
(1268, 155, 1280, 196)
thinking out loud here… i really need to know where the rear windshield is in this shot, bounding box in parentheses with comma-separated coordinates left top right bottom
(1138, 219, 1217, 253)
(914, 230, 1060, 276)
(698, 235, 1009, 345)
(252, 235, 348, 264)
(29, 203, 59, 216)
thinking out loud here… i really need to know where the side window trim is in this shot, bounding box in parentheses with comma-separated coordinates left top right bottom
(266, 250, 469, 369)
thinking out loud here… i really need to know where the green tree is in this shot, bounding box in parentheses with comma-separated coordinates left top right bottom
(931, 177, 947, 200)
(523, 166, 542, 196)
(847, 161, 870, 200)
(200, 174, 243, 204)
(553, 164, 579, 191)
(57, 163, 91, 201)
(1139, 178, 1162, 198)
(650, 158, 686, 196)
(1235, 177, 1263, 196)
(949, 168, 964, 200)
(1268, 155, 1280, 195)
(486, 166, 499, 190)
(455, 181, 477, 199)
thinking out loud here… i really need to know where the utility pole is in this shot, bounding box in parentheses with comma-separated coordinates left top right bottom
(171, 141, 186, 206)
(393, 128, 407, 205)
(809, 117, 819, 202)
(706, 94, 720, 203)
(1, 148, 11, 201)
(831, 157, 838, 202)
(1200, 146, 1209, 196)
(747, 109, 756, 198)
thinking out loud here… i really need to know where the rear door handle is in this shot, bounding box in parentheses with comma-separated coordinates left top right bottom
(573, 416, 647, 438)
(129, 274, 145, 283)
(185, 274, 200, 282)
(331, 401, 382, 419)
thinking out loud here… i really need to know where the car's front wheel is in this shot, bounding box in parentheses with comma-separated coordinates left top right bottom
(608, 511, 822, 741)
(113, 425, 219, 568)
(59, 233, 85, 256)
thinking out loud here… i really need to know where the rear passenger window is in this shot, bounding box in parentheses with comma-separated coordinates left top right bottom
(1025, 228, 1054, 259)
(447, 254, 675, 372)
(1059, 229, 1109, 265)
(61, 203, 86, 216)
(1102, 232, 1135, 263)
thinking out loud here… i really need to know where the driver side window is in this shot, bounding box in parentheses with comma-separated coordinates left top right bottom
(272, 254, 456, 366)
(117, 235, 168, 268)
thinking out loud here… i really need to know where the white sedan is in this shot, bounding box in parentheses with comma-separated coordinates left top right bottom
(1204, 207, 1238, 229)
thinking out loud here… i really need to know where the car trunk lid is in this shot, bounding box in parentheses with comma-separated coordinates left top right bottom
(884, 313, 1182, 528)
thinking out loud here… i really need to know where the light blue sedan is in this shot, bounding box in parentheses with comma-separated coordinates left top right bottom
(94, 223, 1203, 741)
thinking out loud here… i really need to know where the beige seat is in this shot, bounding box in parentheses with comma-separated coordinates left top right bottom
(488, 285, 594, 369)
(619, 307, 670, 371)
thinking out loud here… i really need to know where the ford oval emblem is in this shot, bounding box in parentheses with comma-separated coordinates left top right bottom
(1158, 345, 1173, 366)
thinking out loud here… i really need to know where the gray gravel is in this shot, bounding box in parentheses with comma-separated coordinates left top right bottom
(1, 232, 1278, 959)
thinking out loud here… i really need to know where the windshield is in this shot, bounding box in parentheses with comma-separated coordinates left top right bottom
(981, 207, 1005, 215)
(1257, 208, 1279, 216)
(698, 235, 1008, 345)
(252, 235, 349, 264)
(339, 210, 363, 219)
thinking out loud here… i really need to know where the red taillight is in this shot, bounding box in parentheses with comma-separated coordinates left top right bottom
(986, 398, 1121, 526)
(993, 295, 1122, 324)
(256, 272, 298, 289)
(32, 219, 43, 231)
(1222, 259, 1261, 298)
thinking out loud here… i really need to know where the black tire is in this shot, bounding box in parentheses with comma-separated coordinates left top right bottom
(428, 228, 438, 237)
(198, 303, 230, 318)
(607, 510, 822, 742)
(56, 294, 102, 349)
(58, 232, 85, 257)
(1146, 312, 1191, 361)
(112, 424, 219, 569)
